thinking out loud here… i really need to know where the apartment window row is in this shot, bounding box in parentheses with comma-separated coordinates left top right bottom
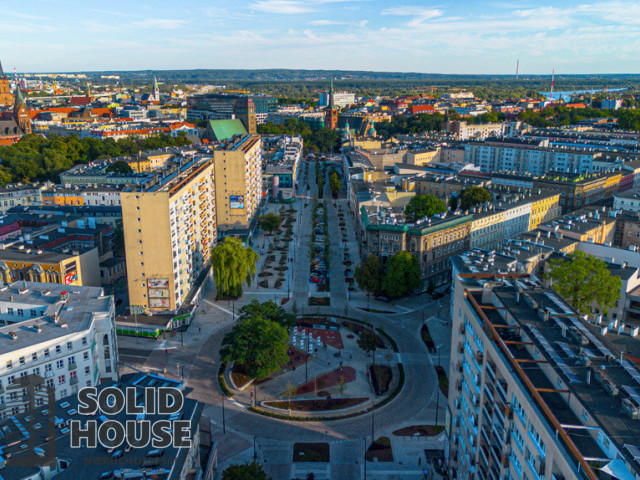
(4, 337, 89, 371)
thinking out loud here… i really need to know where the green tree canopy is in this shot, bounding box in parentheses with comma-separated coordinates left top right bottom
(546, 251, 622, 317)
(0, 132, 191, 186)
(222, 462, 272, 480)
(405, 194, 447, 222)
(106, 160, 133, 174)
(329, 171, 341, 195)
(355, 255, 384, 296)
(382, 250, 421, 298)
(221, 316, 289, 379)
(238, 299, 295, 330)
(211, 237, 259, 298)
(459, 186, 491, 211)
(259, 212, 282, 234)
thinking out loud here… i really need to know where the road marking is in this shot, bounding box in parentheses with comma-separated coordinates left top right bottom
(204, 299, 235, 319)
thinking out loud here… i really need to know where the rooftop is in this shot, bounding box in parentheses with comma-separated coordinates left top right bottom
(0, 281, 109, 356)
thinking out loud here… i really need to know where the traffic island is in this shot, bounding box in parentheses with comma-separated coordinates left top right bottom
(366, 436, 394, 462)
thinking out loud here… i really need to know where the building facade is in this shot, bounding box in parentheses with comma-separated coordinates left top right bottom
(0, 281, 118, 417)
(122, 157, 217, 314)
(213, 135, 263, 234)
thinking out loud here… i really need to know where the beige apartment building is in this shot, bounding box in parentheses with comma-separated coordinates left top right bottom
(122, 157, 216, 314)
(213, 134, 263, 233)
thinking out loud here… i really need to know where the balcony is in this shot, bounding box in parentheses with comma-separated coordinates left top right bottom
(70, 377, 78, 386)
(68, 362, 77, 371)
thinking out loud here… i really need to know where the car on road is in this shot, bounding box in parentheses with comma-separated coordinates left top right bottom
(310, 276, 323, 283)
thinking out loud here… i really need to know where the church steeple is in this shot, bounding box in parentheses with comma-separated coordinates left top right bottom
(0, 60, 4, 78)
(152, 76, 159, 101)
(14, 84, 25, 107)
(329, 78, 335, 109)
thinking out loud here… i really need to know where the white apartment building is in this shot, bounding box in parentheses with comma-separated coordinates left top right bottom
(80, 187, 122, 207)
(464, 141, 600, 175)
(614, 187, 640, 213)
(318, 91, 356, 108)
(0, 184, 46, 215)
(0, 281, 117, 418)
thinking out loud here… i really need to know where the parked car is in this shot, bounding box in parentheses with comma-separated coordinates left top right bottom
(311, 276, 323, 283)
(375, 296, 391, 303)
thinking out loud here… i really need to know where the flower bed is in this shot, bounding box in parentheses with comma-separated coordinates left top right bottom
(308, 297, 330, 306)
(265, 397, 367, 412)
(435, 365, 449, 397)
(420, 324, 436, 353)
(366, 436, 394, 462)
(369, 365, 392, 395)
(392, 425, 444, 437)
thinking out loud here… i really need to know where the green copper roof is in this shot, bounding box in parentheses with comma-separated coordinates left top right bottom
(208, 119, 247, 141)
(15, 85, 25, 106)
(329, 78, 335, 109)
(153, 76, 159, 92)
(0, 60, 4, 77)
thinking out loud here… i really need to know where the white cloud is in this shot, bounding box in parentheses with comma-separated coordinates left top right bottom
(309, 19, 347, 25)
(134, 18, 188, 29)
(250, 1, 314, 14)
(381, 6, 443, 27)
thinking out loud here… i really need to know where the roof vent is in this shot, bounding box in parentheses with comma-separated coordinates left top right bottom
(8, 331, 17, 340)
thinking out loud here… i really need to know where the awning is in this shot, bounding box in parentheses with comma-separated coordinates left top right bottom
(600, 459, 636, 480)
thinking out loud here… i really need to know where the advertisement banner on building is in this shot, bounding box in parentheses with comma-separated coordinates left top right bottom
(148, 278, 169, 288)
(64, 261, 78, 285)
(230, 195, 245, 209)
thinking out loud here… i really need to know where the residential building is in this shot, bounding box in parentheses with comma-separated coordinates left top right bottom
(614, 187, 640, 213)
(444, 121, 507, 140)
(601, 98, 623, 110)
(405, 148, 441, 166)
(262, 135, 303, 202)
(212, 134, 263, 235)
(536, 206, 616, 244)
(464, 139, 603, 175)
(359, 206, 472, 289)
(0, 281, 117, 416)
(0, 373, 215, 480)
(318, 90, 355, 108)
(121, 156, 216, 314)
(533, 172, 622, 213)
(0, 183, 46, 214)
(614, 211, 640, 250)
(448, 273, 640, 480)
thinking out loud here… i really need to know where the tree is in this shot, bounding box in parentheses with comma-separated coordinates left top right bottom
(405, 194, 446, 222)
(355, 255, 384, 297)
(211, 237, 259, 298)
(106, 160, 133, 174)
(259, 212, 282, 235)
(238, 299, 295, 330)
(382, 250, 421, 298)
(284, 380, 297, 409)
(222, 462, 272, 480)
(459, 187, 491, 211)
(329, 171, 341, 196)
(448, 196, 459, 211)
(221, 316, 289, 379)
(546, 251, 621, 317)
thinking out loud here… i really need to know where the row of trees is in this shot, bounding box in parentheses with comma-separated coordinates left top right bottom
(0, 132, 191, 186)
(355, 251, 420, 299)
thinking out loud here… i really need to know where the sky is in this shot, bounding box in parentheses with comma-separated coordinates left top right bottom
(1, 0, 640, 74)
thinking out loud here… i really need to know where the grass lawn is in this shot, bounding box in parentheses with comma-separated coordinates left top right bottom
(435, 365, 449, 397)
(293, 442, 330, 462)
(366, 436, 394, 462)
(392, 425, 445, 437)
(308, 297, 330, 306)
(420, 324, 436, 353)
(369, 365, 392, 395)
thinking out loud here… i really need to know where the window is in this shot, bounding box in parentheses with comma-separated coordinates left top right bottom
(6, 360, 12, 370)
(85, 366, 90, 375)
(7, 308, 13, 315)
(56, 360, 64, 369)
(67, 342, 73, 350)
(19, 357, 25, 365)
(45, 364, 52, 373)
(70, 371, 77, 380)
(82, 337, 87, 346)
(83, 352, 89, 361)
(32, 352, 37, 361)
(46, 378, 54, 388)
(7, 375, 15, 385)
(33, 367, 40, 375)
(103, 334, 109, 346)
(58, 375, 65, 385)
(44, 349, 50, 358)
(30, 309, 36, 316)
(55, 346, 61, 354)
(17, 309, 23, 316)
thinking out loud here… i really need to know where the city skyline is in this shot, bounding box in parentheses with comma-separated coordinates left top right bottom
(2, 0, 640, 74)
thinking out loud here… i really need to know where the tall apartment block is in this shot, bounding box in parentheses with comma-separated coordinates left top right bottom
(448, 273, 640, 480)
(213, 134, 262, 235)
(0, 281, 117, 417)
(121, 157, 216, 314)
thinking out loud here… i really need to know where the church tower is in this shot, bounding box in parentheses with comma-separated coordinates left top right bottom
(0, 60, 14, 107)
(152, 76, 160, 102)
(13, 86, 31, 134)
(325, 79, 338, 130)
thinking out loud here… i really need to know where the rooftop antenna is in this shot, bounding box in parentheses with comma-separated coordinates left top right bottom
(516, 59, 519, 79)
(549, 68, 555, 102)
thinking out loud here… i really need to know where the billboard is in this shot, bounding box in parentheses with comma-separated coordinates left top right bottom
(64, 261, 78, 285)
(149, 298, 171, 308)
(230, 195, 245, 209)
(148, 278, 169, 288)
